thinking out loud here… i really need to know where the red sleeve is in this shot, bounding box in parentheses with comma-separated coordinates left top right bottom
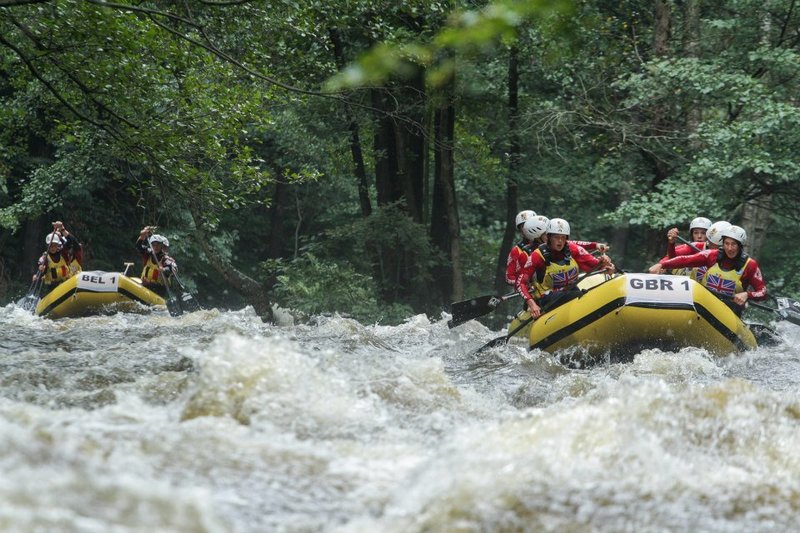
(516, 251, 545, 301)
(742, 259, 767, 301)
(666, 241, 677, 258)
(505, 247, 522, 286)
(674, 243, 699, 257)
(570, 240, 597, 251)
(569, 242, 599, 272)
(661, 249, 716, 269)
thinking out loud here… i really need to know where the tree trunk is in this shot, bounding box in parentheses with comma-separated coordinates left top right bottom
(189, 208, 273, 321)
(654, 0, 672, 56)
(644, 0, 673, 260)
(430, 112, 451, 303)
(329, 29, 372, 217)
(430, 77, 462, 303)
(372, 88, 402, 207)
(740, 12, 774, 259)
(495, 46, 520, 294)
(267, 178, 289, 260)
(399, 69, 426, 223)
(683, 0, 702, 134)
(740, 195, 771, 259)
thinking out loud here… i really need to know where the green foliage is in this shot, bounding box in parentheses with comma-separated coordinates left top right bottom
(268, 253, 414, 324)
(322, 202, 446, 289)
(325, 0, 575, 90)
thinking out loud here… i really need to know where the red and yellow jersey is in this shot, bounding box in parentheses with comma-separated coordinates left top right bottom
(516, 242, 600, 302)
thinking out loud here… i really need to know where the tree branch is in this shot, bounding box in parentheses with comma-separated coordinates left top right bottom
(0, 32, 126, 141)
(9, 16, 140, 129)
(0, 0, 50, 6)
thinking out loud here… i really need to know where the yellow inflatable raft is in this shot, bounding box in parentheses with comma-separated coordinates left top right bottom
(35, 270, 166, 319)
(522, 273, 756, 363)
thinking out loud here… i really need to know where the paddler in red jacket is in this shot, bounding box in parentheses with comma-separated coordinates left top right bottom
(504, 210, 538, 286)
(665, 216, 712, 255)
(651, 225, 767, 315)
(515, 218, 614, 318)
(649, 220, 731, 279)
(507, 215, 610, 287)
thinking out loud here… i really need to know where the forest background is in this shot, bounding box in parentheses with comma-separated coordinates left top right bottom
(1, 0, 798, 326)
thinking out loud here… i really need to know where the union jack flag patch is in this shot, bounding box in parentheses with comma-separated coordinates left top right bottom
(705, 274, 736, 296)
(552, 269, 579, 289)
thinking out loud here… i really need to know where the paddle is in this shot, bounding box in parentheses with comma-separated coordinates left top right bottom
(473, 267, 609, 353)
(719, 294, 800, 327)
(170, 273, 202, 314)
(448, 291, 519, 328)
(17, 272, 45, 314)
(775, 297, 800, 327)
(17, 227, 58, 314)
(146, 242, 182, 317)
(675, 235, 703, 253)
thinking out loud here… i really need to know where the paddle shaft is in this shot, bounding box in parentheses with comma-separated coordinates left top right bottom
(22, 227, 59, 313)
(675, 235, 703, 253)
(474, 267, 609, 353)
(145, 240, 182, 316)
(448, 291, 519, 328)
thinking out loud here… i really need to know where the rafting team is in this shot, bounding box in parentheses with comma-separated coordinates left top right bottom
(32, 214, 767, 319)
(506, 212, 767, 319)
(33, 223, 177, 298)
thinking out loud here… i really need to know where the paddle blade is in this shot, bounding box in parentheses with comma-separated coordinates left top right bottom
(776, 297, 800, 326)
(177, 289, 201, 313)
(165, 292, 183, 317)
(16, 294, 40, 314)
(449, 294, 500, 328)
(473, 335, 508, 354)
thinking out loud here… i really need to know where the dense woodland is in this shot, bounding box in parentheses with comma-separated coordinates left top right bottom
(1, 0, 799, 324)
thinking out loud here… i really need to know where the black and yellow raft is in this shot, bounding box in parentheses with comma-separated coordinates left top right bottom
(35, 270, 165, 319)
(509, 273, 756, 362)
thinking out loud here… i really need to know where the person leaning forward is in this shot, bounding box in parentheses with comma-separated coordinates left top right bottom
(651, 225, 766, 316)
(515, 218, 615, 319)
(136, 226, 177, 298)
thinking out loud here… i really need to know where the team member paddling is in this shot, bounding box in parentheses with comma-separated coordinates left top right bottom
(136, 226, 177, 298)
(649, 220, 731, 279)
(516, 218, 614, 319)
(652, 225, 766, 315)
(34, 221, 83, 295)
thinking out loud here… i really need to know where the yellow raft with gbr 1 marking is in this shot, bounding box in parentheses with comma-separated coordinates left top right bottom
(512, 273, 756, 363)
(35, 270, 166, 319)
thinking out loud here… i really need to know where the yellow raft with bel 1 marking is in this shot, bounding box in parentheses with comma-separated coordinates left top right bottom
(35, 270, 166, 319)
(524, 273, 756, 365)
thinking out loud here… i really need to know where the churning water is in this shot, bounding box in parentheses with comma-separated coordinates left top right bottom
(1, 304, 799, 532)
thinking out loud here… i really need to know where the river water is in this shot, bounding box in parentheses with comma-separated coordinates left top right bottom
(1, 303, 799, 532)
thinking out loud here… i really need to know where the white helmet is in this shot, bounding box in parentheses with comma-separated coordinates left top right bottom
(515, 210, 536, 227)
(45, 234, 63, 246)
(547, 218, 570, 236)
(721, 225, 747, 246)
(706, 221, 732, 246)
(149, 234, 170, 247)
(522, 216, 550, 241)
(689, 217, 712, 231)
